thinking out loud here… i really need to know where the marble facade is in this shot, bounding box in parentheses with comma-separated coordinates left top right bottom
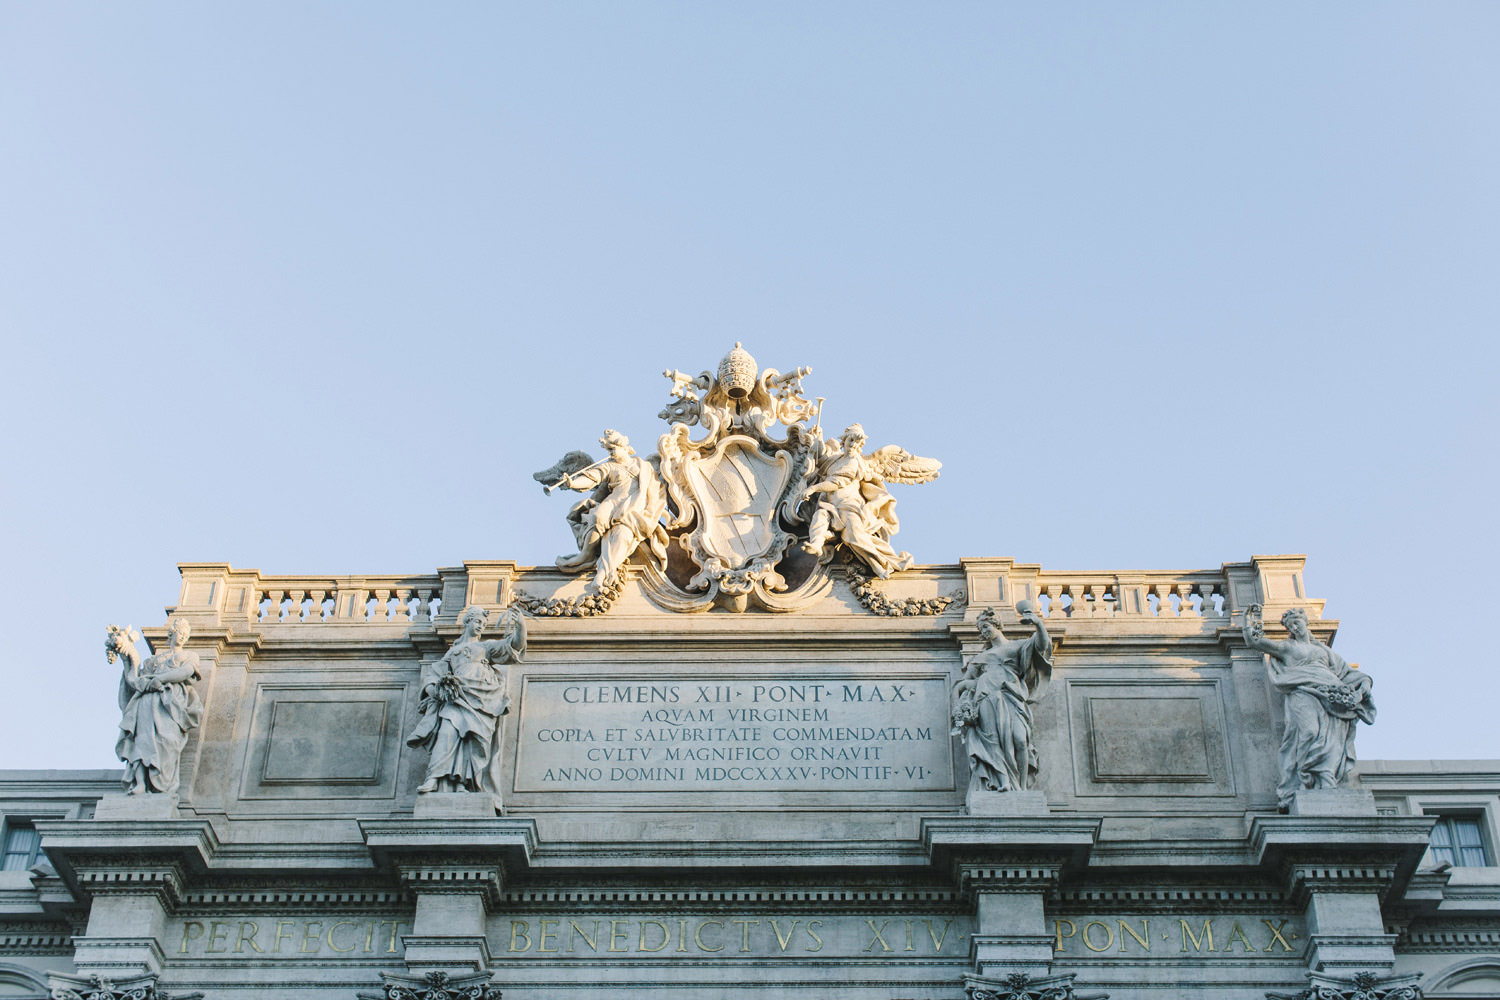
(2, 351, 1497, 999)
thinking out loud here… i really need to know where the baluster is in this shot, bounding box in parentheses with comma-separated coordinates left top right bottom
(309, 589, 328, 622)
(395, 588, 414, 621)
(1147, 584, 1164, 617)
(288, 590, 307, 623)
(1099, 586, 1117, 618)
(1198, 583, 1220, 617)
(255, 590, 272, 623)
(373, 589, 391, 621)
(1037, 583, 1055, 618)
(1178, 582, 1200, 618)
(415, 587, 435, 622)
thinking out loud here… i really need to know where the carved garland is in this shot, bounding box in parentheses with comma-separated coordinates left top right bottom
(510, 576, 624, 618)
(845, 565, 964, 617)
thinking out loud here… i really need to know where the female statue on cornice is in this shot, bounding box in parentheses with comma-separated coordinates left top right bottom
(951, 602, 1053, 802)
(110, 617, 204, 796)
(407, 605, 526, 811)
(1243, 604, 1375, 810)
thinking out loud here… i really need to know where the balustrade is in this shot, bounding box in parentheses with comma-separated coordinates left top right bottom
(1033, 574, 1227, 619)
(253, 577, 443, 624)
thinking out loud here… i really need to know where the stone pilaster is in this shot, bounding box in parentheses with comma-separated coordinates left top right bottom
(1252, 799, 1433, 982)
(922, 814, 1100, 984)
(34, 815, 217, 983)
(394, 860, 503, 974)
(359, 809, 536, 980)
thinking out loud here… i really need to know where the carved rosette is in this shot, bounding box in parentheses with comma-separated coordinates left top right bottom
(1266, 971, 1424, 1000)
(965, 971, 1109, 1000)
(356, 971, 501, 1000)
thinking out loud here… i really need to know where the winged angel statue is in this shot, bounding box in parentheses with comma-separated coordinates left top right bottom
(533, 343, 940, 611)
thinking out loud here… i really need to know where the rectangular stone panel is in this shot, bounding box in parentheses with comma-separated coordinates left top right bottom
(1088, 696, 1210, 781)
(512, 673, 954, 793)
(262, 700, 387, 783)
(1066, 678, 1235, 798)
(238, 683, 408, 800)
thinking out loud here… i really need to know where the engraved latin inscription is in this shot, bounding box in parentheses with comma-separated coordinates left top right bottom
(513, 674, 953, 792)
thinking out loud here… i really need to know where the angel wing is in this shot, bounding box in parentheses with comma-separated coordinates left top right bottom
(867, 445, 941, 485)
(532, 450, 596, 486)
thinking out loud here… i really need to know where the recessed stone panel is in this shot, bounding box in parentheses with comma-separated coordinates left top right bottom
(262, 700, 387, 783)
(1088, 696, 1210, 781)
(1066, 679, 1234, 798)
(238, 683, 408, 800)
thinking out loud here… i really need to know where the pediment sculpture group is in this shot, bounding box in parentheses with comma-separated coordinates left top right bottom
(101, 346, 1377, 816)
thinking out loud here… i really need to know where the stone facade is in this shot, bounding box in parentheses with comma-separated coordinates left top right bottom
(1, 555, 1497, 1000)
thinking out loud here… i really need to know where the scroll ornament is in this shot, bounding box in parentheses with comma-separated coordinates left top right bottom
(356, 971, 502, 1000)
(533, 343, 947, 613)
(965, 971, 1109, 1000)
(49, 973, 203, 1000)
(1266, 970, 1423, 1000)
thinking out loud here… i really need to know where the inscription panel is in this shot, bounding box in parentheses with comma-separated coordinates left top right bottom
(513, 673, 953, 793)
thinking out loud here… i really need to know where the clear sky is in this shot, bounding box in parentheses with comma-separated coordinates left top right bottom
(1, 4, 1496, 769)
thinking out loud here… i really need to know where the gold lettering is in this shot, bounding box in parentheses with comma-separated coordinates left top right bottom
(1263, 919, 1295, 953)
(509, 920, 532, 953)
(863, 919, 893, 953)
(804, 919, 824, 952)
(274, 920, 296, 953)
(327, 921, 358, 954)
(609, 919, 630, 953)
(570, 919, 599, 952)
(206, 921, 231, 954)
(1082, 921, 1114, 953)
(732, 919, 759, 953)
(695, 920, 724, 953)
(676, 918, 688, 953)
(925, 919, 953, 952)
(1053, 919, 1076, 953)
(300, 921, 323, 954)
(770, 919, 800, 952)
(638, 920, 669, 953)
(383, 921, 402, 955)
(1222, 921, 1256, 953)
(235, 920, 264, 954)
(1179, 918, 1215, 953)
(904, 919, 915, 952)
(1118, 919, 1149, 952)
(178, 921, 204, 954)
(364, 921, 374, 953)
(539, 918, 560, 953)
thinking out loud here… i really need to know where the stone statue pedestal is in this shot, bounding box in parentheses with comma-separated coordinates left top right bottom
(967, 790, 1049, 816)
(413, 792, 499, 819)
(94, 793, 179, 820)
(1289, 788, 1377, 817)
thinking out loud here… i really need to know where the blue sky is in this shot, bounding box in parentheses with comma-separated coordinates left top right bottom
(1, 4, 1496, 768)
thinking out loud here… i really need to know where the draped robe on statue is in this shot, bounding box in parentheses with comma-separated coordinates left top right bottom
(1262, 638, 1375, 808)
(116, 647, 203, 795)
(963, 629, 1053, 795)
(406, 631, 521, 810)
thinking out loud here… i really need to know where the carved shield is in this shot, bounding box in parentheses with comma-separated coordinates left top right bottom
(681, 436, 792, 569)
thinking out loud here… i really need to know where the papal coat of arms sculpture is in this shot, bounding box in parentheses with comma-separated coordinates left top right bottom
(529, 343, 943, 614)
